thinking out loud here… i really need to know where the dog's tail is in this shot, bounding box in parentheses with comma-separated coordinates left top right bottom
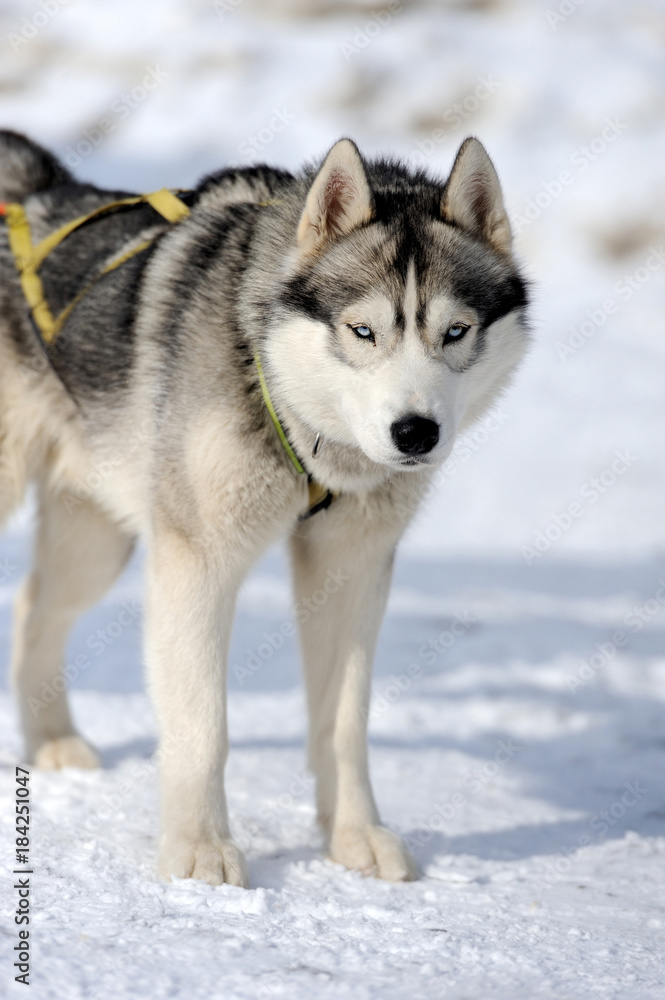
(0, 130, 72, 203)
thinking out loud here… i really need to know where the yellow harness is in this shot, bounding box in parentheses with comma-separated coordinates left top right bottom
(0, 188, 335, 517)
(0, 188, 189, 344)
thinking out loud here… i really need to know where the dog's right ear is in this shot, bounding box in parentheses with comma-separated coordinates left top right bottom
(441, 137, 512, 255)
(297, 138, 373, 257)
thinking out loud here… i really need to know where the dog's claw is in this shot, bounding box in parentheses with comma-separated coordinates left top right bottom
(329, 824, 419, 882)
(33, 735, 100, 770)
(159, 837, 249, 888)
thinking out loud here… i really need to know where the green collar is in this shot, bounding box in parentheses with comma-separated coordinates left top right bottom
(253, 349, 306, 475)
(253, 350, 337, 518)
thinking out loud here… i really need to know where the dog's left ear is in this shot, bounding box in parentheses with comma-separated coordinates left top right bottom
(297, 138, 373, 256)
(441, 138, 512, 255)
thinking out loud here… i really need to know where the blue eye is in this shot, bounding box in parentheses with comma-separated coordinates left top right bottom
(443, 323, 470, 346)
(351, 324, 375, 342)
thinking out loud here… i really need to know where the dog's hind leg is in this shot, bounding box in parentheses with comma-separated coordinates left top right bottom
(290, 494, 418, 882)
(11, 484, 134, 768)
(0, 400, 28, 533)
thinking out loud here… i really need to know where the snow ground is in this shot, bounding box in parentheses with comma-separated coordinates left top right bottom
(1, 0, 664, 997)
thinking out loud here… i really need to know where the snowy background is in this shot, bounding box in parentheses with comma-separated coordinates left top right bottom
(1, 0, 665, 997)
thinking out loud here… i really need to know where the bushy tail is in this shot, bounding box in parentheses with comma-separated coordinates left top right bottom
(0, 130, 72, 203)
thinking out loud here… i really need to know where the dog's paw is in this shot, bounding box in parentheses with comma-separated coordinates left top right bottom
(329, 824, 419, 882)
(33, 735, 100, 770)
(159, 836, 249, 888)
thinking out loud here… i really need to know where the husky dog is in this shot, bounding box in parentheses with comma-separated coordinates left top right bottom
(0, 130, 528, 886)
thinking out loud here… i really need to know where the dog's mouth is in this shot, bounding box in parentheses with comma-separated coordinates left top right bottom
(398, 456, 433, 468)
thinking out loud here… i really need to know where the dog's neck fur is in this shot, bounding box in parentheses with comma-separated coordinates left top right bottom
(263, 378, 394, 495)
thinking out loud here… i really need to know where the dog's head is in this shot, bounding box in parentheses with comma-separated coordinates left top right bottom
(267, 137, 529, 472)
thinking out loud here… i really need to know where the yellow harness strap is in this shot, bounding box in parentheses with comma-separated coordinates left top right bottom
(144, 188, 192, 224)
(0, 189, 191, 344)
(3, 202, 57, 343)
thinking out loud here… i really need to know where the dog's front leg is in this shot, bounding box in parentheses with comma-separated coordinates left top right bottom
(290, 494, 418, 881)
(146, 525, 248, 887)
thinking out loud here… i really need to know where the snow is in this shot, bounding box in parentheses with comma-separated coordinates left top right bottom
(1, 0, 665, 997)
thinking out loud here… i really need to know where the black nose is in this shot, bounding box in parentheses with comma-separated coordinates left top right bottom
(390, 414, 440, 456)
